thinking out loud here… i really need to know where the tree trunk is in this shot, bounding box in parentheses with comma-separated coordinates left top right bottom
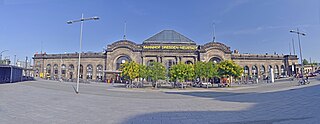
(206, 78, 209, 88)
(230, 76, 233, 87)
(141, 78, 144, 88)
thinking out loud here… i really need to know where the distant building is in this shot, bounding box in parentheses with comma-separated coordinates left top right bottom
(33, 30, 298, 81)
(0, 59, 11, 65)
(295, 64, 320, 74)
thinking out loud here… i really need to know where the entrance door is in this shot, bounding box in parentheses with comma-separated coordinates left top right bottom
(69, 72, 73, 79)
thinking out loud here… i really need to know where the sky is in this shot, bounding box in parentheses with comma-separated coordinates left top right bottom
(0, 0, 319, 64)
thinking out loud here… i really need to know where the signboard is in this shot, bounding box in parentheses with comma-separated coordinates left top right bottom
(270, 68, 274, 83)
(143, 45, 197, 50)
(40, 73, 44, 78)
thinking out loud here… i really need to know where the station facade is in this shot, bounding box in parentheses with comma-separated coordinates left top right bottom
(33, 30, 298, 81)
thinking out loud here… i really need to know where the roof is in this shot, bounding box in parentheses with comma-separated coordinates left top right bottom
(143, 30, 196, 44)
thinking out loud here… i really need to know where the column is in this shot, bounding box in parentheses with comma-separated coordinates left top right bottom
(141, 56, 144, 65)
(83, 64, 87, 80)
(175, 56, 178, 64)
(92, 64, 97, 80)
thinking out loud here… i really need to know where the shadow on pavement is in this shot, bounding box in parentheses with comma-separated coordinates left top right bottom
(165, 91, 248, 99)
(71, 84, 78, 94)
(122, 85, 320, 124)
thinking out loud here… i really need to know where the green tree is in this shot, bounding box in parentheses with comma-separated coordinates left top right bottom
(147, 62, 166, 88)
(194, 61, 206, 82)
(204, 62, 217, 82)
(138, 64, 148, 86)
(185, 63, 195, 81)
(169, 63, 194, 83)
(215, 60, 243, 80)
(169, 64, 179, 82)
(193, 61, 217, 88)
(120, 61, 140, 84)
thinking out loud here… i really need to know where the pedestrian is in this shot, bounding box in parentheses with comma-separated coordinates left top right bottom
(226, 76, 231, 87)
(305, 76, 309, 83)
(111, 78, 115, 85)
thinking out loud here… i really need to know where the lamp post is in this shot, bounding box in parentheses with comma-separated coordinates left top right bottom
(0, 50, 9, 61)
(67, 14, 99, 94)
(290, 28, 306, 78)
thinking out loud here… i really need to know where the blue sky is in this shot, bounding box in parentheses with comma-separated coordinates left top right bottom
(0, 0, 319, 63)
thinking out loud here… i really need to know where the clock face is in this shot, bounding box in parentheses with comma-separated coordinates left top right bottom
(121, 60, 126, 64)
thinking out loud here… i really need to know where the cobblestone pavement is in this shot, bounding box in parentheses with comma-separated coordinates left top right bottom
(1, 77, 320, 124)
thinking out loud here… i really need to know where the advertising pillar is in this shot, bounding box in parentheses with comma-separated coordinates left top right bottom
(270, 68, 274, 83)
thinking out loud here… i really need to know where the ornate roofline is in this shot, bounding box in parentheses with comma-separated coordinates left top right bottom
(201, 42, 232, 53)
(33, 52, 105, 59)
(231, 53, 285, 60)
(106, 40, 141, 52)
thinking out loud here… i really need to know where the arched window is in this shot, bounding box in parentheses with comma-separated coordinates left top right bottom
(116, 56, 131, 70)
(209, 57, 222, 64)
(79, 64, 83, 79)
(244, 66, 250, 76)
(68, 64, 74, 79)
(46, 64, 51, 76)
(252, 65, 258, 76)
(53, 64, 58, 75)
(260, 65, 265, 75)
(69, 64, 74, 71)
(281, 65, 285, 76)
(268, 65, 273, 73)
(61, 64, 66, 78)
(147, 60, 155, 66)
(96, 65, 103, 80)
(185, 60, 193, 65)
(165, 59, 176, 69)
(86, 64, 93, 80)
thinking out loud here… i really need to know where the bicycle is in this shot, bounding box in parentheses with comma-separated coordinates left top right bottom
(298, 78, 310, 85)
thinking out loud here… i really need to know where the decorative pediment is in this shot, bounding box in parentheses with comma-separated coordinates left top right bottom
(201, 42, 232, 53)
(107, 40, 141, 52)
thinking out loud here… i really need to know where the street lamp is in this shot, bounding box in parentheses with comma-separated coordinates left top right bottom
(0, 50, 9, 61)
(67, 14, 99, 94)
(290, 28, 306, 78)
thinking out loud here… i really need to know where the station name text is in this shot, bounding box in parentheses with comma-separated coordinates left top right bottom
(143, 45, 197, 50)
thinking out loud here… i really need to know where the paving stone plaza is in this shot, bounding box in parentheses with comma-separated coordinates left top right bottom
(1, 77, 320, 124)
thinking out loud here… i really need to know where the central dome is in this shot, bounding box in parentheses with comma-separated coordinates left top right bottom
(143, 30, 196, 44)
